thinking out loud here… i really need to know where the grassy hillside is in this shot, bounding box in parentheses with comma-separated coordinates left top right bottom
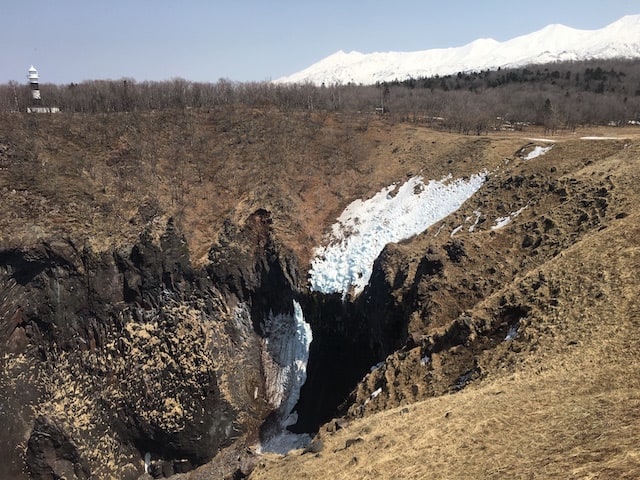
(0, 108, 539, 264)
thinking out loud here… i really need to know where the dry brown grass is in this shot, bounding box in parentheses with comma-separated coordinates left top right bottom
(0, 109, 544, 266)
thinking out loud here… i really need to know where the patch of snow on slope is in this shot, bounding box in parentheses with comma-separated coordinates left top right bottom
(450, 225, 463, 237)
(524, 145, 553, 160)
(309, 172, 487, 297)
(492, 216, 513, 230)
(526, 138, 555, 143)
(580, 136, 620, 140)
(467, 210, 482, 232)
(491, 206, 528, 230)
(258, 300, 313, 454)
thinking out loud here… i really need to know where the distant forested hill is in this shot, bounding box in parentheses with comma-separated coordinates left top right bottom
(2, 59, 639, 133)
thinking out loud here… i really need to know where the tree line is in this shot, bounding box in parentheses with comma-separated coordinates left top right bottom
(1, 59, 639, 133)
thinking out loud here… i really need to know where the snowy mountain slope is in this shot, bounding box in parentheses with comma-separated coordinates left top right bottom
(276, 15, 640, 85)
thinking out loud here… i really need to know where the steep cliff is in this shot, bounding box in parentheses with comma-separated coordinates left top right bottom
(0, 209, 311, 478)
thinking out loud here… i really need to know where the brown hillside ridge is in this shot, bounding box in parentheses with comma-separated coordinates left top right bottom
(1, 108, 640, 480)
(0, 109, 543, 263)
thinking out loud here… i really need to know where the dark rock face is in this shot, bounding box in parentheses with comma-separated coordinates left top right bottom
(104, 292, 239, 467)
(26, 416, 92, 480)
(294, 244, 414, 433)
(444, 240, 466, 263)
(207, 209, 299, 330)
(0, 215, 289, 478)
(292, 293, 377, 433)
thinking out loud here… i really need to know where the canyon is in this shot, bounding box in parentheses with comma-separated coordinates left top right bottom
(1, 109, 639, 479)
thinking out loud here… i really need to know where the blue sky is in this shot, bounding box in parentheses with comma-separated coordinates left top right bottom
(2, 0, 638, 84)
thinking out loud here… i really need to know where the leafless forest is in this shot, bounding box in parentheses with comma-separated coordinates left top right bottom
(2, 59, 640, 134)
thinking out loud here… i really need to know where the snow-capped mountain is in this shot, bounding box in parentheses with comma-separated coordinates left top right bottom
(276, 15, 640, 85)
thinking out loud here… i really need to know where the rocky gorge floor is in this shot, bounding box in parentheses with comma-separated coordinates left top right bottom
(1, 109, 639, 479)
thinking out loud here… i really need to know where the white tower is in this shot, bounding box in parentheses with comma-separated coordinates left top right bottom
(26, 65, 59, 113)
(28, 65, 41, 103)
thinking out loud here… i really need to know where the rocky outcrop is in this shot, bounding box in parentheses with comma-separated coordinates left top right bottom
(338, 146, 619, 418)
(207, 208, 300, 331)
(207, 209, 317, 450)
(0, 212, 304, 478)
(26, 416, 92, 480)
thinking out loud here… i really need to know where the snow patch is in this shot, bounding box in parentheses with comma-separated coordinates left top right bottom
(370, 388, 382, 399)
(505, 323, 519, 341)
(523, 145, 553, 160)
(526, 138, 555, 143)
(362, 387, 384, 409)
(492, 216, 513, 230)
(580, 136, 620, 140)
(450, 225, 463, 237)
(433, 224, 446, 237)
(370, 361, 385, 372)
(309, 172, 487, 297)
(467, 210, 482, 232)
(491, 206, 528, 230)
(258, 423, 311, 456)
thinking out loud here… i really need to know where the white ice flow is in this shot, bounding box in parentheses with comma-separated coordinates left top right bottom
(309, 172, 487, 297)
(258, 300, 313, 454)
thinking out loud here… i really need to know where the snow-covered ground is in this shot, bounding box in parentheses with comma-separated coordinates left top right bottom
(580, 136, 620, 140)
(309, 172, 487, 297)
(276, 15, 640, 85)
(257, 300, 313, 454)
(526, 138, 555, 143)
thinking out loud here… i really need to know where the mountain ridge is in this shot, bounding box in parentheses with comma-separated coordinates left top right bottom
(276, 14, 640, 85)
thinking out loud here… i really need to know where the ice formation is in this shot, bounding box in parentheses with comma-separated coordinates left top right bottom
(258, 300, 313, 454)
(309, 173, 487, 297)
